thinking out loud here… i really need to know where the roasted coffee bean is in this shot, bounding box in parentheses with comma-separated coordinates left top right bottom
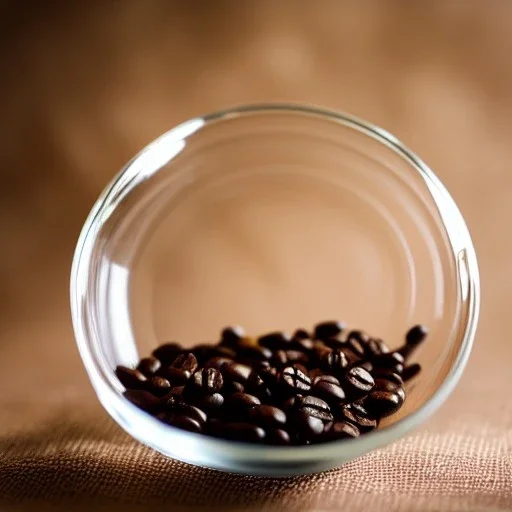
(171, 353, 199, 373)
(364, 389, 405, 418)
(149, 376, 171, 396)
(164, 401, 207, 424)
(258, 331, 291, 350)
(359, 360, 373, 372)
(295, 410, 324, 440)
(290, 337, 315, 352)
(296, 395, 333, 422)
(116, 366, 147, 390)
(346, 330, 370, 344)
(225, 392, 261, 410)
(402, 363, 422, 382)
(313, 374, 340, 385)
(220, 326, 245, 347)
(340, 403, 377, 432)
(292, 328, 310, 341)
(374, 378, 401, 392)
(124, 389, 160, 413)
(217, 421, 266, 443)
(249, 404, 287, 429)
(346, 338, 366, 359)
(364, 338, 390, 358)
(314, 321, 345, 341)
(164, 367, 192, 385)
(191, 392, 224, 412)
(399, 324, 428, 360)
(190, 344, 215, 364)
(167, 385, 185, 401)
(137, 357, 161, 376)
(322, 337, 345, 350)
(189, 368, 224, 394)
(312, 376, 346, 404)
(321, 349, 348, 373)
(203, 356, 233, 370)
(280, 365, 311, 394)
(324, 421, 360, 440)
(222, 380, 245, 394)
(266, 429, 291, 445)
(168, 414, 203, 433)
(272, 350, 309, 367)
(246, 371, 273, 401)
(152, 342, 182, 364)
(241, 345, 273, 362)
(343, 366, 375, 399)
(373, 352, 404, 374)
(221, 362, 252, 384)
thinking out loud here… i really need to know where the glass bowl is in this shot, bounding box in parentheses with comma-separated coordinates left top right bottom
(70, 104, 479, 476)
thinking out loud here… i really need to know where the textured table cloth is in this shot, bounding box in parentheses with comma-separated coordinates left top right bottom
(0, 2, 511, 510)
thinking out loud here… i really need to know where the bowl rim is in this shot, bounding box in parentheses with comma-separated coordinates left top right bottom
(70, 102, 480, 475)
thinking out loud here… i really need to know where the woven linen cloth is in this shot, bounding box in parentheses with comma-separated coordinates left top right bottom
(0, 2, 511, 510)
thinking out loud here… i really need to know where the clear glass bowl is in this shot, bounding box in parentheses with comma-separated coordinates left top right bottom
(70, 104, 479, 476)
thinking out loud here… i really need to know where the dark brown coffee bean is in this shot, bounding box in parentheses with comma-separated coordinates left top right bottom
(340, 403, 377, 432)
(220, 326, 245, 347)
(314, 321, 345, 341)
(292, 328, 310, 341)
(152, 342, 182, 364)
(171, 353, 199, 373)
(346, 338, 365, 358)
(168, 414, 202, 433)
(167, 385, 185, 401)
(190, 368, 224, 394)
(374, 378, 401, 392)
(359, 360, 373, 372)
(191, 392, 224, 412)
(225, 392, 261, 410)
(164, 367, 191, 385)
(280, 365, 311, 394)
(203, 356, 233, 370)
(296, 395, 333, 422)
(313, 374, 340, 385)
(272, 349, 309, 367)
(343, 366, 375, 399)
(266, 429, 291, 445)
(322, 337, 345, 350)
(115, 366, 147, 390)
(136, 357, 161, 376)
(221, 362, 252, 384)
(364, 389, 405, 418)
(258, 331, 291, 350)
(403, 363, 422, 382)
(399, 325, 428, 360)
(249, 404, 287, 429)
(149, 376, 171, 396)
(241, 345, 273, 362)
(312, 377, 346, 404)
(347, 330, 370, 344)
(364, 338, 390, 357)
(321, 349, 348, 373)
(124, 389, 160, 413)
(246, 371, 273, 401)
(324, 421, 360, 440)
(220, 422, 266, 443)
(373, 352, 404, 374)
(222, 380, 245, 394)
(295, 410, 324, 440)
(164, 401, 207, 424)
(290, 338, 315, 352)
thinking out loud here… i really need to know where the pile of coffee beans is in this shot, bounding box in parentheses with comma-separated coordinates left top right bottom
(116, 321, 426, 445)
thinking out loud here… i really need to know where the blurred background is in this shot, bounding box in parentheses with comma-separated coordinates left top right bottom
(1, 1, 511, 509)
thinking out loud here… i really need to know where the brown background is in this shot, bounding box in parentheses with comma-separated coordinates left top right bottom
(0, 2, 511, 511)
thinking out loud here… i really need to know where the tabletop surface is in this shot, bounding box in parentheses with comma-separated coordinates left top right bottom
(0, 2, 511, 511)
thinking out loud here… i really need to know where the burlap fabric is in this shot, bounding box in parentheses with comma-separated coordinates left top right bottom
(0, 2, 511, 510)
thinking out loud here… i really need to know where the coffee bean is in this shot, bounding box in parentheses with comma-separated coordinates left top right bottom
(399, 325, 428, 360)
(221, 362, 252, 384)
(296, 395, 333, 422)
(313, 374, 340, 385)
(292, 328, 310, 341)
(171, 353, 199, 373)
(152, 343, 182, 365)
(163, 367, 191, 385)
(246, 371, 273, 401)
(340, 403, 377, 432)
(189, 368, 224, 394)
(220, 326, 245, 347)
(347, 330, 370, 344)
(403, 363, 422, 382)
(295, 410, 324, 440)
(191, 392, 224, 412)
(258, 331, 291, 350)
(266, 429, 291, 445)
(280, 365, 311, 394)
(272, 349, 309, 367)
(290, 337, 315, 352)
(346, 338, 365, 359)
(374, 378, 401, 392)
(167, 385, 185, 401)
(149, 376, 171, 396)
(343, 366, 375, 399)
(314, 321, 345, 341)
(312, 376, 346, 404)
(374, 370, 403, 390)
(115, 366, 147, 390)
(359, 360, 373, 372)
(364, 389, 405, 418)
(249, 405, 287, 429)
(136, 357, 161, 376)
(217, 421, 266, 443)
(203, 356, 233, 370)
(168, 414, 203, 433)
(324, 421, 360, 440)
(321, 349, 348, 373)
(373, 352, 404, 374)
(164, 400, 207, 424)
(222, 380, 245, 394)
(364, 338, 390, 358)
(238, 342, 273, 362)
(225, 392, 261, 410)
(124, 389, 160, 413)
